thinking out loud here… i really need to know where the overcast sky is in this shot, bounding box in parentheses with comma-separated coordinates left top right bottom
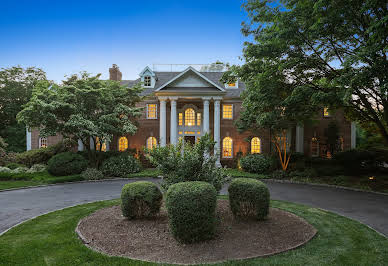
(0, 0, 249, 82)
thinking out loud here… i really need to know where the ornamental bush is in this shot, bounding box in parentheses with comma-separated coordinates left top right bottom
(101, 154, 141, 177)
(121, 181, 162, 219)
(240, 154, 275, 174)
(47, 152, 88, 176)
(228, 178, 270, 220)
(81, 168, 104, 180)
(5, 163, 26, 170)
(165, 181, 217, 243)
(333, 149, 386, 174)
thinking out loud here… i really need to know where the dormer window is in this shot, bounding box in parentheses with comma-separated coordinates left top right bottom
(225, 79, 238, 88)
(144, 76, 151, 87)
(139, 66, 156, 88)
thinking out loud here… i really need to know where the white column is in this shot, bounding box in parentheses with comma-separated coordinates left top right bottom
(203, 98, 210, 134)
(295, 125, 304, 153)
(26, 128, 31, 151)
(214, 99, 221, 166)
(170, 97, 178, 145)
(77, 139, 84, 151)
(159, 98, 167, 146)
(351, 122, 356, 149)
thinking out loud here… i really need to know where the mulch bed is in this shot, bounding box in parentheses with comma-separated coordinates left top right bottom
(76, 200, 317, 264)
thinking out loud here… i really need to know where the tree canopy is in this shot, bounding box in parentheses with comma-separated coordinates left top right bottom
(223, 0, 388, 145)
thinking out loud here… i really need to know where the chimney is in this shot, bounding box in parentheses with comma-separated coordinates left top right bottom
(109, 64, 122, 81)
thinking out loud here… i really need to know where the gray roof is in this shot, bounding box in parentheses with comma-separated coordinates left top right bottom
(120, 71, 245, 98)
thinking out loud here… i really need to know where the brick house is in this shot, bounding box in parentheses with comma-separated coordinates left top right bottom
(27, 64, 356, 165)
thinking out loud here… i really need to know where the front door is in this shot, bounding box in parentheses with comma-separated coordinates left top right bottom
(184, 136, 196, 145)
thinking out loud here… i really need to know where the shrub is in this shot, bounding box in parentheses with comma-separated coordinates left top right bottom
(11, 167, 29, 174)
(27, 164, 47, 173)
(47, 152, 88, 176)
(166, 181, 217, 243)
(271, 169, 289, 179)
(240, 154, 275, 174)
(81, 168, 104, 180)
(101, 155, 141, 177)
(146, 134, 229, 192)
(0, 167, 11, 173)
(333, 149, 385, 174)
(121, 181, 162, 219)
(228, 178, 270, 220)
(289, 168, 318, 179)
(5, 163, 26, 170)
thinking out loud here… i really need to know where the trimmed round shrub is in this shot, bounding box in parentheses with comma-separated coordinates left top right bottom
(240, 154, 274, 174)
(0, 167, 11, 173)
(101, 155, 141, 177)
(47, 152, 88, 176)
(81, 168, 104, 180)
(121, 181, 162, 219)
(165, 181, 217, 243)
(228, 178, 270, 220)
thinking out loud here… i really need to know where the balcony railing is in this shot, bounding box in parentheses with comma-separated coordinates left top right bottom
(152, 63, 229, 72)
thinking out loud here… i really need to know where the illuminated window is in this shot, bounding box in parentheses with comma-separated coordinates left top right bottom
(228, 82, 236, 87)
(184, 131, 195, 134)
(251, 137, 261, 154)
(185, 108, 195, 126)
(95, 137, 106, 152)
(197, 131, 201, 134)
(146, 137, 157, 150)
(323, 107, 330, 117)
(178, 113, 183, 126)
(39, 137, 47, 148)
(311, 137, 319, 157)
(147, 104, 157, 119)
(144, 76, 151, 87)
(222, 104, 233, 119)
(197, 113, 201, 126)
(118, 137, 128, 151)
(222, 137, 233, 158)
(178, 131, 183, 135)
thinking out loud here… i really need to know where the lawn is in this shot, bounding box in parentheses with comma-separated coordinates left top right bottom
(0, 198, 387, 265)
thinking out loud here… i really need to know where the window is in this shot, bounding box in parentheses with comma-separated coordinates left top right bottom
(95, 137, 106, 152)
(222, 104, 233, 119)
(178, 113, 183, 126)
(197, 113, 201, 126)
(222, 137, 233, 158)
(185, 108, 195, 126)
(323, 107, 331, 117)
(146, 137, 157, 150)
(147, 104, 157, 119)
(39, 137, 47, 148)
(311, 137, 319, 157)
(144, 76, 151, 87)
(339, 137, 344, 151)
(251, 137, 261, 154)
(118, 137, 128, 151)
(228, 82, 236, 87)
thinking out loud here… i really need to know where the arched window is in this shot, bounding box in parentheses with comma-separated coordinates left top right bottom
(222, 137, 233, 158)
(95, 137, 106, 152)
(146, 137, 157, 150)
(118, 137, 128, 151)
(251, 137, 261, 154)
(39, 137, 47, 148)
(185, 108, 195, 126)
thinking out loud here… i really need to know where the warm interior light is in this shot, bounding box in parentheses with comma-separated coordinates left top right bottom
(369, 176, 375, 180)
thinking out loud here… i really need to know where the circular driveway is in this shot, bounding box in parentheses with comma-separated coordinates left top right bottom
(0, 179, 387, 237)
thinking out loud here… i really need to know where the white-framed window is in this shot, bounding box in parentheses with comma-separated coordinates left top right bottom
(95, 137, 106, 152)
(311, 137, 319, 157)
(185, 108, 195, 126)
(222, 104, 233, 119)
(178, 112, 183, 126)
(251, 137, 261, 154)
(118, 137, 128, 151)
(146, 137, 157, 150)
(197, 113, 201, 126)
(144, 75, 152, 87)
(147, 104, 157, 119)
(222, 137, 233, 158)
(39, 137, 47, 148)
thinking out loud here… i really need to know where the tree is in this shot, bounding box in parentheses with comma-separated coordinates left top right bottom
(0, 66, 47, 152)
(224, 0, 388, 145)
(17, 72, 143, 167)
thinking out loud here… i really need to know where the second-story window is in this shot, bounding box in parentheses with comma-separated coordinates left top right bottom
(147, 104, 157, 119)
(323, 107, 331, 117)
(144, 76, 151, 87)
(222, 104, 233, 119)
(185, 108, 195, 126)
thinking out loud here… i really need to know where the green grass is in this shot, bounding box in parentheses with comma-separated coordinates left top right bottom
(0, 180, 43, 190)
(0, 198, 387, 265)
(225, 168, 270, 179)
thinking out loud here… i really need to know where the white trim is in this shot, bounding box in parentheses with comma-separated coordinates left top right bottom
(38, 137, 47, 148)
(222, 104, 233, 120)
(155, 66, 225, 92)
(295, 125, 304, 153)
(139, 66, 156, 77)
(351, 122, 356, 149)
(26, 128, 31, 151)
(146, 103, 158, 119)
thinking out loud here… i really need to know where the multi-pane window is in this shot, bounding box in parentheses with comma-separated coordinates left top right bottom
(185, 108, 195, 126)
(222, 104, 233, 119)
(323, 107, 330, 117)
(222, 137, 233, 158)
(118, 137, 128, 151)
(178, 113, 183, 126)
(197, 113, 201, 126)
(311, 137, 319, 157)
(144, 76, 151, 87)
(146, 137, 157, 150)
(147, 104, 157, 119)
(251, 137, 261, 154)
(95, 137, 106, 152)
(228, 82, 236, 87)
(39, 137, 47, 148)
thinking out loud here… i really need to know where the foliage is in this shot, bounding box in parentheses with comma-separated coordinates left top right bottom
(27, 164, 47, 173)
(5, 163, 25, 170)
(17, 72, 143, 167)
(228, 178, 270, 220)
(120, 181, 162, 219)
(81, 168, 104, 180)
(0, 167, 11, 173)
(223, 0, 388, 145)
(224, 168, 270, 179)
(271, 169, 289, 179)
(239, 153, 274, 174)
(10, 167, 29, 174)
(0, 66, 47, 152)
(47, 152, 88, 176)
(101, 154, 141, 177)
(325, 121, 340, 156)
(289, 169, 318, 179)
(146, 133, 229, 192)
(127, 168, 161, 178)
(165, 181, 217, 243)
(333, 149, 386, 174)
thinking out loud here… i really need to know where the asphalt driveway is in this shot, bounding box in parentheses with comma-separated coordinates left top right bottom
(1, 179, 387, 237)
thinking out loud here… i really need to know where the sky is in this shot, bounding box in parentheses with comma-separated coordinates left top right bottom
(0, 0, 249, 82)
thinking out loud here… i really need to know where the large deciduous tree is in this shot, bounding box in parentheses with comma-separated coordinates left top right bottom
(17, 72, 143, 166)
(223, 0, 388, 146)
(0, 66, 47, 152)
